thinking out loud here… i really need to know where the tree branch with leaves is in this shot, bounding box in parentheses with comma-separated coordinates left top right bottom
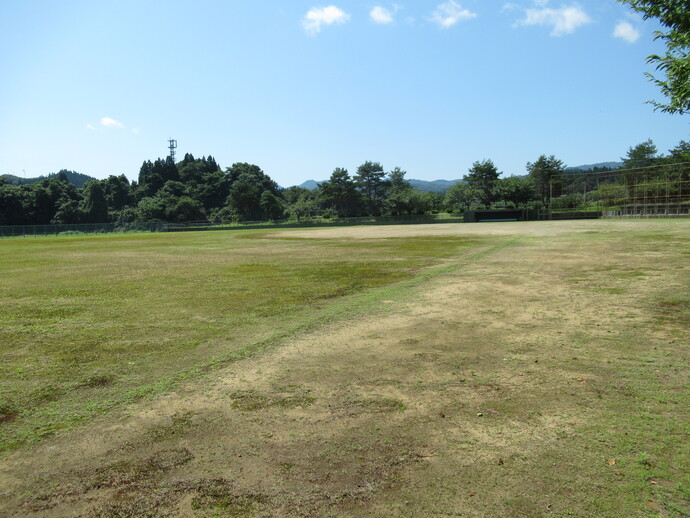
(618, 0, 690, 115)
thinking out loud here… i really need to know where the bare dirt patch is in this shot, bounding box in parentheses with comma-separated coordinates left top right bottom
(1, 219, 688, 517)
(278, 219, 671, 239)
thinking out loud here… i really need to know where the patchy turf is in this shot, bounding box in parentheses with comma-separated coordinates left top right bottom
(0, 229, 473, 452)
(0, 219, 688, 517)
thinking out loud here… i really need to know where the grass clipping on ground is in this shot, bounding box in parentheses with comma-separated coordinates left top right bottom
(0, 220, 688, 517)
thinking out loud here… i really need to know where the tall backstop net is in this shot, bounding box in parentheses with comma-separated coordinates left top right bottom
(549, 162, 690, 219)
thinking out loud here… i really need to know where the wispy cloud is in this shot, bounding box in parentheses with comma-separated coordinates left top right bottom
(613, 20, 640, 43)
(101, 117, 124, 129)
(430, 1, 476, 29)
(370, 6, 396, 25)
(86, 124, 98, 131)
(517, 5, 591, 36)
(302, 5, 350, 35)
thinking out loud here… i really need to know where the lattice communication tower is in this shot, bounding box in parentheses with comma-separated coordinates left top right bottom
(168, 138, 177, 163)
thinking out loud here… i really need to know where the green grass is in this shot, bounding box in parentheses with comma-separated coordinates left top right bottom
(2, 220, 688, 517)
(0, 229, 477, 451)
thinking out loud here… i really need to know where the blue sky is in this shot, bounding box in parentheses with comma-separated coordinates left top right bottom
(1, 0, 688, 186)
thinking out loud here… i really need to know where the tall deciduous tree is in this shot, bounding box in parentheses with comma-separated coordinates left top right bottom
(466, 159, 501, 208)
(495, 176, 538, 208)
(618, 0, 690, 114)
(225, 163, 279, 221)
(103, 174, 131, 210)
(444, 182, 481, 212)
(166, 196, 205, 222)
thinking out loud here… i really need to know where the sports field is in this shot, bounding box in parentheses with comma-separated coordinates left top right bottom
(1, 219, 688, 516)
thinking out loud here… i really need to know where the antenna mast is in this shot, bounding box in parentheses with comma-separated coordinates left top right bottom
(168, 138, 177, 162)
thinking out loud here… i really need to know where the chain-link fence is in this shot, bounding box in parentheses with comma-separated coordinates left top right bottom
(0, 221, 169, 237)
(548, 162, 690, 219)
(1, 213, 466, 237)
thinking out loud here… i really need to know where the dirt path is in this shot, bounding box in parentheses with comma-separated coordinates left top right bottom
(1, 220, 688, 517)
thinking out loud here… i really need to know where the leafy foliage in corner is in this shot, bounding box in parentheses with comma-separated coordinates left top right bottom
(618, 0, 690, 114)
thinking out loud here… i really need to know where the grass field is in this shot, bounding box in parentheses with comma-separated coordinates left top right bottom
(0, 219, 688, 517)
(0, 230, 472, 451)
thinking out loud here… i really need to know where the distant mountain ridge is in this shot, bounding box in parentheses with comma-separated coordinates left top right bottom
(2, 170, 98, 188)
(296, 180, 322, 190)
(409, 179, 461, 193)
(295, 178, 461, 193)
(566, 161, 623, 172)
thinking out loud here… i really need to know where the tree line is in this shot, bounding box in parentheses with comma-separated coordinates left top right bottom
(1, 138, 688, 226)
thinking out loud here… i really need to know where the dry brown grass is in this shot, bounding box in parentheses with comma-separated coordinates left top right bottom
(1, 219, 688, 517)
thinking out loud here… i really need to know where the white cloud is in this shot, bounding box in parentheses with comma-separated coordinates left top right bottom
(613, 20, 640, 43)
(430, 1, 476, 28)
(101, 117, 124, 128)
(302, 5, 350, 35)
(86, 124, 98, 131)
(518, 5, 591, 36)
(370, 6, 394, 25)
(503, 1, 549, 13)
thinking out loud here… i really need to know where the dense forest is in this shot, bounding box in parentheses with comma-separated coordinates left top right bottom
(1, 138, 688, 226)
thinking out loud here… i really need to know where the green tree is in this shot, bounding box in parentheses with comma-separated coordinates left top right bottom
(388, 167, 411, 192)
(422, 191, 444, 213)
(227, 178, 262, 221)
(527, 155, 566, 206)
(622, 139, 659, 168)
(137, 160, 161, 198)
(225, 163, 280, 221)
(52, 197, 82, 224)
(666, 139, 690, 162)
(260, 190, 284, 220)
(318, 167, 360, 216)
(28, 176, 80, 224)
(103, 174, 131, 211)
(80, 180, 109, 223)
(281, 186, 311, 205)
(385, 167, 420, 215)
(195, 169, 229, 212)
(386, 188, 419, 215)
(354, 161, 388, 215)
(137, 158, 179, 198)
(444, 182, 481, 212)
(136, 196, 168, 221)
(166, 196, 206, 222)
(466, 159, 501, 208)
(495, 176, 538, 208)
(618, 0, 690, 114)
(0, 184, 29, 225)
(287, 193, 319, 221)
